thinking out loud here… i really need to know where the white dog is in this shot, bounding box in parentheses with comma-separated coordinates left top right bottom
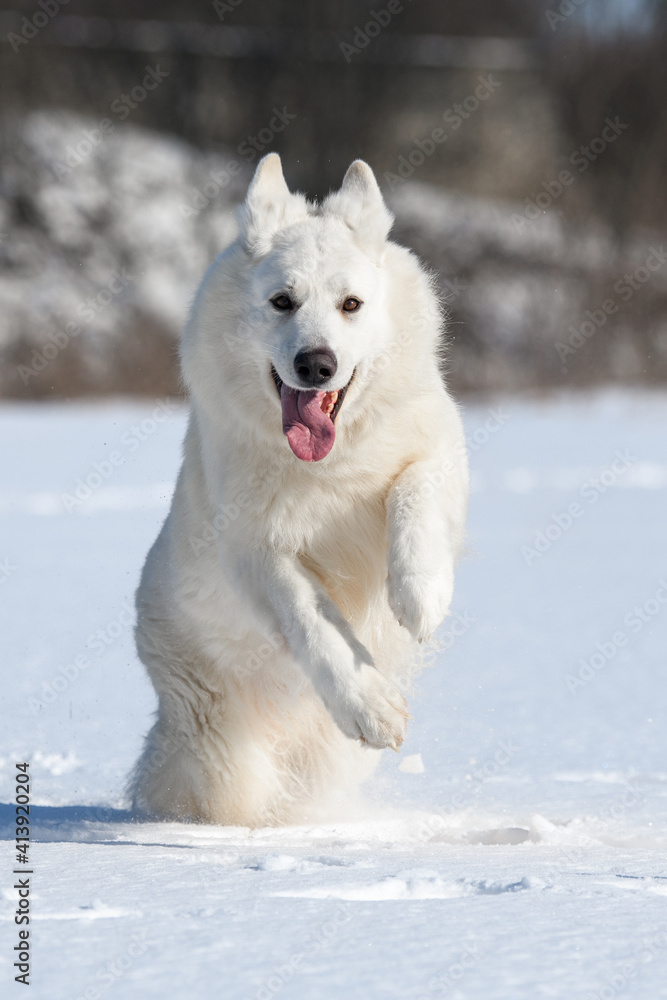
(129, 154, 469, 826)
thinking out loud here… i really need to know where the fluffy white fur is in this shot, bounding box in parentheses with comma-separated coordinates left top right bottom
(129, 155, 469, 827)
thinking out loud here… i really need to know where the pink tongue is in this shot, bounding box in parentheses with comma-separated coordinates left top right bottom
(281, 386, 336, 462)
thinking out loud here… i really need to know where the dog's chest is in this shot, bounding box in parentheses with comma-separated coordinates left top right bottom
(277, 468, 392, 612)
(221, 442, 403, 611)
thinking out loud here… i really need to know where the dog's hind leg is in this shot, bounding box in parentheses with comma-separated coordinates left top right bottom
(129, 680, 291, 826)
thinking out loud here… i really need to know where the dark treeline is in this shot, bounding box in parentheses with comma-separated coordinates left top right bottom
(1, 0, 666, 232)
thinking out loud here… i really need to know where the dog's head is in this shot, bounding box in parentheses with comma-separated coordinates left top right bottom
(183, 155, 434, 463)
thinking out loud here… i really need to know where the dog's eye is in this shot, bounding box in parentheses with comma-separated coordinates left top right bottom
(342, 297, 361, 313)
(271, 294, 293, 311)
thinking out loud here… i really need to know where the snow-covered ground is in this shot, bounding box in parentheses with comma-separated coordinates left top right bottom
(1, 390, 667, 999)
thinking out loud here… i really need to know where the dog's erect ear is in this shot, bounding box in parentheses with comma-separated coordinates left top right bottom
(238, 153, 309, 257)
(323, 160, 393, 261)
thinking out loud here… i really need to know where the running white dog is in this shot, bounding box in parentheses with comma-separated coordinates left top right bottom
(129, 154, 469, 826)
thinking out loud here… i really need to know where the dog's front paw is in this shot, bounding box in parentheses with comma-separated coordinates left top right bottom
(387, 568, 453, 643)
(326, 665, 409, 751)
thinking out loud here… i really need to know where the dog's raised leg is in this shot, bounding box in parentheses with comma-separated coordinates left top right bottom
(386, 456, 468, 643)
(227, 549, 409, 750)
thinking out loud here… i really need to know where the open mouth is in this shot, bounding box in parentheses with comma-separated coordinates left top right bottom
(271, 366, 352, 422)
(271, 365, 354, 462)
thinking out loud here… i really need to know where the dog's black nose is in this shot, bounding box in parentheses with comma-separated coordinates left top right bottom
(293, 348, 338, 387)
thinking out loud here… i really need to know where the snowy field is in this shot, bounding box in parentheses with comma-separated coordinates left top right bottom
(1, 390, 667, 1000)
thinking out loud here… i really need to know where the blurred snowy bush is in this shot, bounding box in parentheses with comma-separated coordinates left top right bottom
(0, 111, 245, 397)
(1, 111, 666, 397)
